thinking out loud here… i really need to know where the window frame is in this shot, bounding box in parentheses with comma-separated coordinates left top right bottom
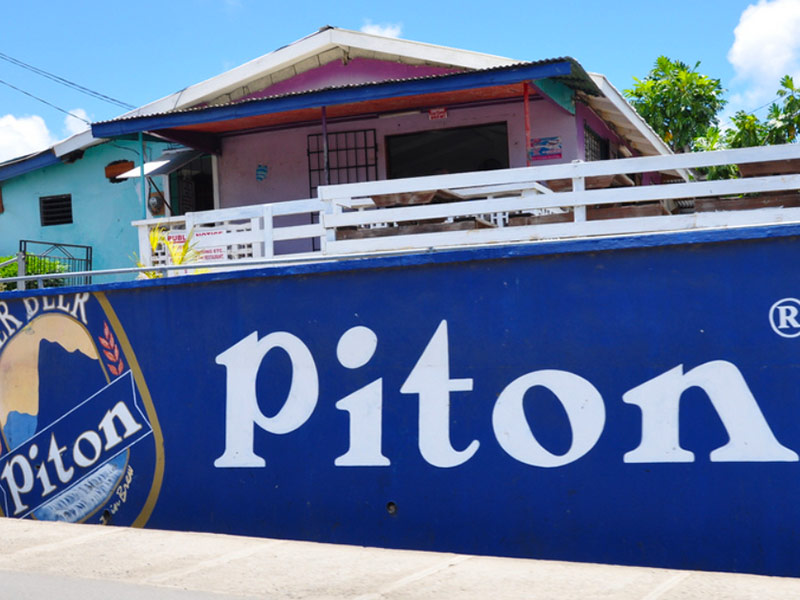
(39, 194, 73, 227)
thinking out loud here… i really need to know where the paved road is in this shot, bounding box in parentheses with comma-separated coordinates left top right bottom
(1, 518, 799, 599)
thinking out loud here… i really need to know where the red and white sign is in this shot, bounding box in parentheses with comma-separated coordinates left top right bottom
(167, 230, 227, 261)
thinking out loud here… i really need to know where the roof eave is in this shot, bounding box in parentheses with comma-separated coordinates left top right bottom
(93, 60, 581, 138)
(53, 129, 104, 157)
(0, 150, 60, 183)
(587, 72, 673, 157)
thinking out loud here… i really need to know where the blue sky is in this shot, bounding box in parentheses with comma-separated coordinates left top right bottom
(1, 0, 798, 161)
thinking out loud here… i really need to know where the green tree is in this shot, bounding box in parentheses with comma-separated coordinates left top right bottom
(764, 75, 800, 144)
(725, 111, 768, 148)
(710, 76, 800, 153)
(716, 76, 800, 150)
(692, 126, 739, 179)
(690, 76, 800, 179)
(625, 56, 727, 153)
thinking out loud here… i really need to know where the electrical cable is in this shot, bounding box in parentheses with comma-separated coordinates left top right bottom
(0, 78, 90, 123)
(0, 51, 134, 110)
(745, 95, 780, 116)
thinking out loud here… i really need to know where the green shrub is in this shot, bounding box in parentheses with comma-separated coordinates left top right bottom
(0, 255, 68, 291)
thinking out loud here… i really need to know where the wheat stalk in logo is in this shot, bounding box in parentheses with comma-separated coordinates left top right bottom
(98, 321, 125, 376)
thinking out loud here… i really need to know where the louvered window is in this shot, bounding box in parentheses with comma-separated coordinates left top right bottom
(39, 194, 73, 226)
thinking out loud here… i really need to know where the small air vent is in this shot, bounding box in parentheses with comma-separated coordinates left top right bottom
(40, 194, 73, 226)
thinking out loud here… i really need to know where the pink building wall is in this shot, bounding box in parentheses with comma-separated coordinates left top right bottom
(218, 97, 578, 209)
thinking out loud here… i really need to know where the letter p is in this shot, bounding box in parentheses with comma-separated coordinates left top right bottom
(214, 331, 319, 468)
(0, 455, 34, 515)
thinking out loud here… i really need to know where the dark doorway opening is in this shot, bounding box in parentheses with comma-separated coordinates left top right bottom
(169, 155, 214, 215)
(386, 122, 509, 179)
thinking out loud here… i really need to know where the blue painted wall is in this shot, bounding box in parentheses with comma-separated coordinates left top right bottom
(3, 226, 800, 576)
(0, 140, 167, 273)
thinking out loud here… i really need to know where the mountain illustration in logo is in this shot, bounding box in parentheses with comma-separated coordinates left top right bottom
(0, 313, 129, 521)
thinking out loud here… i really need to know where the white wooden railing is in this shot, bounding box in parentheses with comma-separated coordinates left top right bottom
(134, 143, 800, 271)
(134, 199, 326, 268)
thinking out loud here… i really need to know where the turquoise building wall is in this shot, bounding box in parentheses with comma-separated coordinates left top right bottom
(0, 140, 166, 274)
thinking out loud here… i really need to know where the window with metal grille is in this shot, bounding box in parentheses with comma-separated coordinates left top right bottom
(39, 195, 73, 226)
(584, 125, 610, 162)
(307, 129, 378, 197)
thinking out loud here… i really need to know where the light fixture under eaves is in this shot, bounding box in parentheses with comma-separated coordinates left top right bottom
(378, 110, 422, 119)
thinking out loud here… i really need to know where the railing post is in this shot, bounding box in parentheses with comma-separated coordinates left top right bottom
(572, 160, 586, 222)
(137, 225, 152, 268)
(320, 196, 339, 256)
(16, 251, 26, 291)
(184, 213, 195, 239)
(180, 213, 196, 274)
(261, 204, 274, 258)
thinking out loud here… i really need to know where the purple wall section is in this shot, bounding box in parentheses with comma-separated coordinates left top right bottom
(217, 97, 578, 211)
(576, 101, 663, 184)
(241, 58, 463, 101)
(576, 101, 626, 160)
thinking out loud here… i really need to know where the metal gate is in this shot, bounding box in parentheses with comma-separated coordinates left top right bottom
(19, 240, 93, 288)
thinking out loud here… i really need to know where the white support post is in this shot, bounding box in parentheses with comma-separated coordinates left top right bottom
(573, 175, 586, 222)
(184, 212, 196, 239)
(137, 226, 152, 268)
(262, 204, 274, 258)
(176, 213, 196, 275)
(320, 198, 342, 255)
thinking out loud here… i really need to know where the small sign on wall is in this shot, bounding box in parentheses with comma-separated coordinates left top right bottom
(256, 164, 268, 181)
(428, 108, 447, 120)
(529, 136, 562, 161)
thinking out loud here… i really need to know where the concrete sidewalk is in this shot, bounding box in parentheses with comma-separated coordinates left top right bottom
(1, 519, 799, 599)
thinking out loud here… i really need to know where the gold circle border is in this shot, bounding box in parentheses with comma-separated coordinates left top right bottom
(95, 291, 165, 528)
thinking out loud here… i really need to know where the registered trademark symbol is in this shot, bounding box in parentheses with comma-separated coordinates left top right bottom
(769, 298, 800, 338)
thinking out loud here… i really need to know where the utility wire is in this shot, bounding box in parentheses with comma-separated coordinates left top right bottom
(0, 51, 134, 110)
(0, 78, 90, 123)
(735, 90, 800, 120)
(747, 95, 781, 116)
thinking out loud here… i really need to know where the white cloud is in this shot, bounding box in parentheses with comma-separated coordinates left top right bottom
(728, 0, 800, 111)
(0, 114, 56, 163)
(63, 108, 90, 137)
(360, 20, 403, 38)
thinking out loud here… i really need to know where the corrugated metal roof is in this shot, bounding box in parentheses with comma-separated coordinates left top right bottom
(94, 57, 598, 127)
